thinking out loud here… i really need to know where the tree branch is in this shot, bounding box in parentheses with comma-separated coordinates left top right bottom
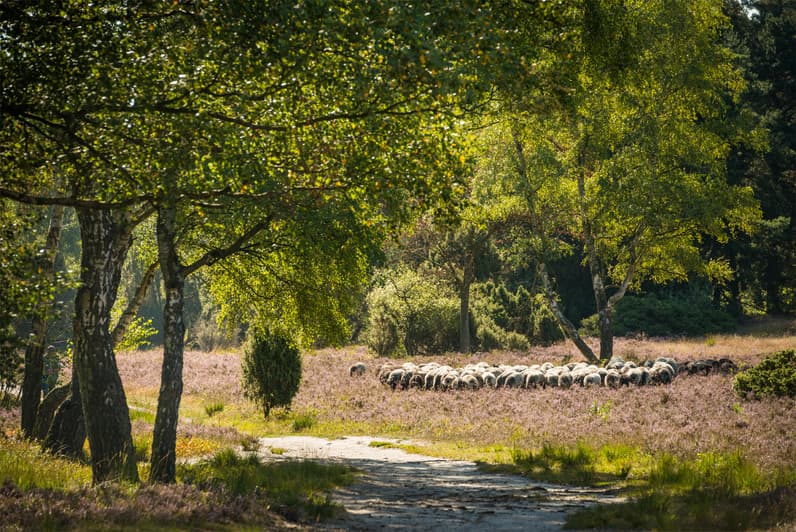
(182, 218, 273, 277)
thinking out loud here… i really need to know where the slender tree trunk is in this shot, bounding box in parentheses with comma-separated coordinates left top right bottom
(597, 306, 614, 362)
(21, 205, 64, 438)
(459, 261, 473, 353)
(150, 205, 184, 483)
(539, 263, 599, 364)
(111, 259, 158, 349)
(73, 207, 138, 483)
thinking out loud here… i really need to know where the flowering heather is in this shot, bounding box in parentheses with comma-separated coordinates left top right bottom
(0, 479, 291, 530)
(115, 334, 796, 477)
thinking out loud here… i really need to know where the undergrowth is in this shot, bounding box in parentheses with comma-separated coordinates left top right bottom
(178, 448, 356, 522)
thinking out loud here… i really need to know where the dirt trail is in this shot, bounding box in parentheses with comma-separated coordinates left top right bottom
(257, 436, 623, 531)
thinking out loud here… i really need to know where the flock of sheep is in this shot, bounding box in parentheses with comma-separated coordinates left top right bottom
(348, 356, 738, 392)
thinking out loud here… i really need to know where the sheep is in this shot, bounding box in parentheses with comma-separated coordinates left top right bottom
(461, 374, 480, 390)
(482, 372, 497, 388)
(378, 364, 398, 385)
(349, 362, 367, 377)
(523, 370, 545, 389)
(583, 372, 602, 387)
(605, 369, 622, 389)
(655, 357, 678, 374)
(408, 373, 426, 389)
(496, 370, 516, 388)
(627, 367, 645, 386)
(649, 363, 674, 385)
(718, 358, 738, 374)
(558, 370, 574, 389)
(386, 369, 405, 390)
(545, 371, 560, 388)
(504, 372, 525, 388)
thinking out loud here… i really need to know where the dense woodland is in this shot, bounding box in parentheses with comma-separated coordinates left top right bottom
(0, 0, 794, 489)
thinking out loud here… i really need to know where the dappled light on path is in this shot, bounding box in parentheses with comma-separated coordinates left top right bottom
(257, 435, 623, 531)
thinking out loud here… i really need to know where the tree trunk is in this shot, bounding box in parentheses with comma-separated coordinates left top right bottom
(597, 307, 614, 362)
(150, 205, 184, 483)
(21, 205, 64, 438)
(43, 372, 85, 458)
(73, 207, 138, 483)
(34, 382, 70, 441)
(111, 259, 159, 349)
(459, 261, 473, 353)
(539, 263, 599, 364)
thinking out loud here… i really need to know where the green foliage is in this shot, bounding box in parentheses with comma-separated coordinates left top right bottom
(364, 268, 459, 357)
(116, 316, 158, 352)
(733, 350, 796, 399)
(178, 449, 355, 522)
(471, 281, 564, 347)
(241, 331, 302, 418)
(579, 289, 736, 337)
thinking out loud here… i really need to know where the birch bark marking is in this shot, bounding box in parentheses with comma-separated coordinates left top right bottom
(73, 207, 138, 483)
(150, 204, 184, 483)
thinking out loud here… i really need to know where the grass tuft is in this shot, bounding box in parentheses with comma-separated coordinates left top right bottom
(204, 401, 225, 417)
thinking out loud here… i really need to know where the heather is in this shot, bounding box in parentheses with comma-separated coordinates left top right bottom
(127, 338, 794, 477)
(3, 332, 794, 529)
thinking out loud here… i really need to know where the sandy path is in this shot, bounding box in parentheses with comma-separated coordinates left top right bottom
(257, 436, 622, 531)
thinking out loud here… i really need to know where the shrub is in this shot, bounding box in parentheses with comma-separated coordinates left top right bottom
(579, 290, 736, 338)
(364, 269, 459, 357)
(241, 331, 302, 418)
(733, 350, 796, 399)
(475, 317, 530, 352)
(471, 281, 562, 347)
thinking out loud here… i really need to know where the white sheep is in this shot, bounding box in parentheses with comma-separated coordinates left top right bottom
(583, 372, 602, 387)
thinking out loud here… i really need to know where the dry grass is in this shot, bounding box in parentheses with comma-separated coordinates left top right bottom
(116, 333, 796, 478)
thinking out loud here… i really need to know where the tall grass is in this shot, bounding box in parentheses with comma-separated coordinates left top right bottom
(178, 449, 356, 521)
(564, 447, 796, 530)
(0, 438, 91, 490)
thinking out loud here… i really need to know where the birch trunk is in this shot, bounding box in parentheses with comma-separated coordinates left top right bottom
(73, 207, 138, 483)
(150, 205, 184, 483)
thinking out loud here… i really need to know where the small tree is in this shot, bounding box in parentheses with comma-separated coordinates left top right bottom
(241, 331, 302, 418)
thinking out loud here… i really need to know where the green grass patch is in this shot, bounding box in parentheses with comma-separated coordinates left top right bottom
(565, 449, 796, 530)
(368, 440, 398, 449)
(291, 411, 317, 432)
(204, 401, 225, 417)
(128, 406, 155, 424)
(0, 438, 92, 490)
(500, 442, 646, 487)
(178, 449, 357, 522)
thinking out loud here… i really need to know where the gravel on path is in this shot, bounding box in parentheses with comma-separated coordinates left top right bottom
(257, 435, 623, 531)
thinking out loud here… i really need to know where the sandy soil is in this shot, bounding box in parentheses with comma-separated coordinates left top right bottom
(257, 435, 624, 531)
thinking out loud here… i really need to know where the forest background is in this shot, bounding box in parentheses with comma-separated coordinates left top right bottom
(0, 0, 794, 491)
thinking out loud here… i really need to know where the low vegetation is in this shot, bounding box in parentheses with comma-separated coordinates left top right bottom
(1, 329, 794, 529)
(733, 349, 796, 399)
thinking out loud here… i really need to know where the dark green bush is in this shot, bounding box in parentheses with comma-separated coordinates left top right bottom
(241, 330, 302, 417)
(471, 281, 563, 347)
(733, 350, 796, 399)
(580, 291, 736, 338)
